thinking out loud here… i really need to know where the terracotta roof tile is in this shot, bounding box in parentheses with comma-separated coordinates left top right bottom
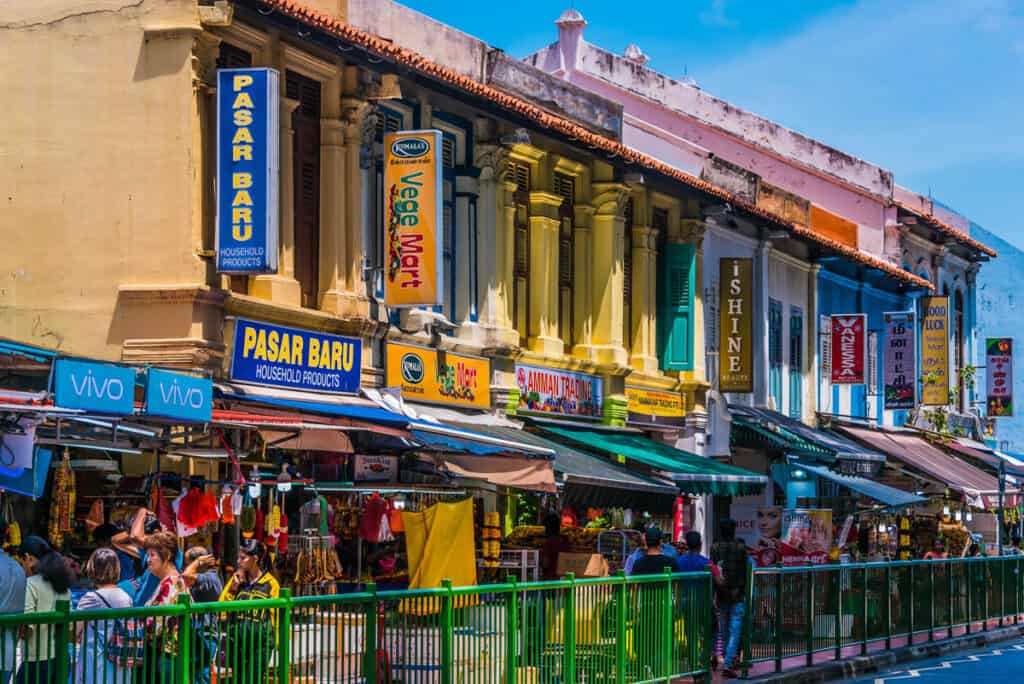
(248, 0, 934, 290)
(893, 201, 996, 257)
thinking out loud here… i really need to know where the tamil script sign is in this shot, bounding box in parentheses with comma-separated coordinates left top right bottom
(145, 369, 212, 423)
(718, 258, 754, 393)
(385, 342, 490, 409)
(986, 338, 1013, 417)
(830, 314, 867, 384)
(54, 359, 136, 415)
(625, 386, 686, 428)
(384, 130, 444, 307)
(883, 311, 916, 410)
(920, 296, 949, 405)
(515, 364, 602, 419)
(230, 318, 361, 395)
(216, 68, 279, 273)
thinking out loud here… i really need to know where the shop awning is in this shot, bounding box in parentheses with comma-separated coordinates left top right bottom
(837, 425, 1019, 509)
(437, 454, 556, 493)
(536, 424, 768, 496)
(942, 439, 1024, 478)
(217, 389, 552, 458)
(800, 464, 927, 508)
(450, 423, 678, 496)
(730, 406, 885, 471)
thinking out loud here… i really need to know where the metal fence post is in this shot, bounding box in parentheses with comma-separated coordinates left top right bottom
(806, 567, 815, 668)
(984, 560, 990, 632)
(884, 564, 892, 650)
(928, 563, 935, 642)
(966, 562, 973, 635)
(1016, 558, 1021, 625)
(364, 582, 379, 684)
(277, 588, 292, 684)
(947, 560, 954, 638)
(909, 564, 915, 640)
(775, 569, 784, 673)
(1001, 557, 1007, 627)
(441, 579, 454, 684)
(176, 593, 192, 684)
(740, 562, 755, 680)
(662, 569, 674, 681)
(834, 567, 842, 662)
(564, 573, 576, 684)
(615, 571, 627, 684)
(54, 599, 71, 684)
(505, 576, 519, 684)
(861, 565, 868, 655)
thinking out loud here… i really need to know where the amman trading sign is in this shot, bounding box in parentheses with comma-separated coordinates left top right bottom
(718, 258, 754, 393)
(383, 130, 444, 307)
(830, 314, 867, 384)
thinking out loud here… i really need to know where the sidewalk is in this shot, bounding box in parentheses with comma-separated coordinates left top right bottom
(740, 620, 1024, 684)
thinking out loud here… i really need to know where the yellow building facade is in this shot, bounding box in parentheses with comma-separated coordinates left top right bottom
(1, 0, 708, 429)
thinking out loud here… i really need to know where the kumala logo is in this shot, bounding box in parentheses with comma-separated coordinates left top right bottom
(390, 137, 430, 158)
(401, 353, 425, 383)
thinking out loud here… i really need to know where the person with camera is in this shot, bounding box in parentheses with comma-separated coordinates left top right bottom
(182, 546, 222, 684)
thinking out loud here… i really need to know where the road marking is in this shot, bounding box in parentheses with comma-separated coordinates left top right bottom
(871, 643, 1024, 682)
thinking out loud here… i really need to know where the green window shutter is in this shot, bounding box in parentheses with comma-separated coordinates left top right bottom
(658, 243, 695, 371)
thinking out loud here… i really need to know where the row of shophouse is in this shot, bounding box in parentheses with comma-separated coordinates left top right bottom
(2, 0, 1020, 568)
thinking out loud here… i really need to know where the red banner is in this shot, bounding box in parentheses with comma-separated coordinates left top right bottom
(830, 314, 867, 384)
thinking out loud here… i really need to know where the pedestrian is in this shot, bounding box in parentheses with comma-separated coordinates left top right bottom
(182, 546, 223, 684)
(538, 514, 568, 581)
(75, 548, 133, 684)
(1009, 536, 1024, 556)
(924, 538, 948, 560)
(139, 531, 187, 684)
(631, 527, 678, 575)
(676, 531, 724, 670)
(218, 539, 279, 684)
(0, 515, 27, 684)
(711, 519, 749, 679)
(16, 536, 72, 684)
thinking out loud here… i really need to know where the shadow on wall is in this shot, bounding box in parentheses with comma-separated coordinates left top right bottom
(133, 28, 192, 83)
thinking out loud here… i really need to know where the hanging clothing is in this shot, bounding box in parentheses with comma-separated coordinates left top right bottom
(178, 488, 219, 529)
(389, 505, 405, 534)
(171, 490, 198, 538)
(359, 494, 388, 542)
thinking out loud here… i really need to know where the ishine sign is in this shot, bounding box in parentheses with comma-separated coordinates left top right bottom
(216, 68, 279, 274)
(718, 258, 754, 393)
(830, 314, 867, 384)
(230, 319, 361, 395)
(384, 130, 443, 307)
(54, 359, 136, 415)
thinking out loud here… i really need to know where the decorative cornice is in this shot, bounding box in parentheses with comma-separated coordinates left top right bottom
(591, 182, 631, 216)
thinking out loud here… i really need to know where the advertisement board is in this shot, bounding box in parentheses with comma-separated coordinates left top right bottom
(830, 314, 867, 384)
(383, 130, 444, 307)
(780, 508, 833, 566)
(216, 68, 279, 273)
(625, 386, 686, 428)
(719, 258, 754, 393)
(986, 338, 1013, 417)
(54, 359, 136, 415)
(353, 454, 398, 482)
(145, 369, 213, 422)
(229, 318, 361, 395)
(385, 343, 490, 409)
(920, 296, 950, 405)
(883, 311, 916, 410)
(515, 364, 602, 419)
(730, 504, 783, 567)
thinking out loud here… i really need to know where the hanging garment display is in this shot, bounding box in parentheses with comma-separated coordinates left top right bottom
(48, 452, 75, 548)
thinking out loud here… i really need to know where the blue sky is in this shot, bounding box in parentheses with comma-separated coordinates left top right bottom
(400, 0, 1024, 249)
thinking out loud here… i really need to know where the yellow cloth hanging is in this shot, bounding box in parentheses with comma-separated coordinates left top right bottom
(400, 499, 478, 613)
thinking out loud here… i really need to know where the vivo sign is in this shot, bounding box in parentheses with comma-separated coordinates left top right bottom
(54, 359, 136, 415)
(146, 369, 212, 422)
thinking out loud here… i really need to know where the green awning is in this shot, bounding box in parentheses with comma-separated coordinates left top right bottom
(537, 424, 768, 496)
(800, 464, 926, 508)
(731, 418, 834, 460)
(451, 423, 678, 497)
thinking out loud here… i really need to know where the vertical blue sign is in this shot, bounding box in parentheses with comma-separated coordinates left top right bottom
(146, 369, 213, 422)
(216, 67, 279, 273)
(54, 359, 137, 415)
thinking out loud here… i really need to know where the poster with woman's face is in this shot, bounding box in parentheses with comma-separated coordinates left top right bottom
(780, 509, 833, 565)
(730, 504, 783, 566)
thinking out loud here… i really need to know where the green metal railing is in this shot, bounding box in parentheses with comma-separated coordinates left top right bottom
(0, 569, 711, 684)
(741, 555, 1024, 677)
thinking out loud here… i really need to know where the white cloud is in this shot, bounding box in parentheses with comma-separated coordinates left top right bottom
(700, 0, 736, 28)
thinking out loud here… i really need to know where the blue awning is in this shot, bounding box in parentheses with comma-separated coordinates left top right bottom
(800, 464, 926, 508)
(216, 389, 552, 458)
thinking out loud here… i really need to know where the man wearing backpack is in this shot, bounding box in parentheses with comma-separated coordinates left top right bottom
(711, 519, 749, 679)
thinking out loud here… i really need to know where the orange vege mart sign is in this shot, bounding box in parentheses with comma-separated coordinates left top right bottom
(384, 130, 444, 307)
(385, 343, 490, 409)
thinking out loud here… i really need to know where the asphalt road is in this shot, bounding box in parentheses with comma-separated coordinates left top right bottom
(846, 639, 1024, 683)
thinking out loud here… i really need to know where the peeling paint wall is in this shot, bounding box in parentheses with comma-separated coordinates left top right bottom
(0, 0, 204, 359)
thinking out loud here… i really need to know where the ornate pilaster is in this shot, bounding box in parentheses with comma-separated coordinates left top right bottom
(629, 223, 659, 372)
(527, 191, 565, 356)
(589, 182, 631, 367)
(570, 203, 596, 357)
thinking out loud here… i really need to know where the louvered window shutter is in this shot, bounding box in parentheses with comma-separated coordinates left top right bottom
(659, 243, 695, 371)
